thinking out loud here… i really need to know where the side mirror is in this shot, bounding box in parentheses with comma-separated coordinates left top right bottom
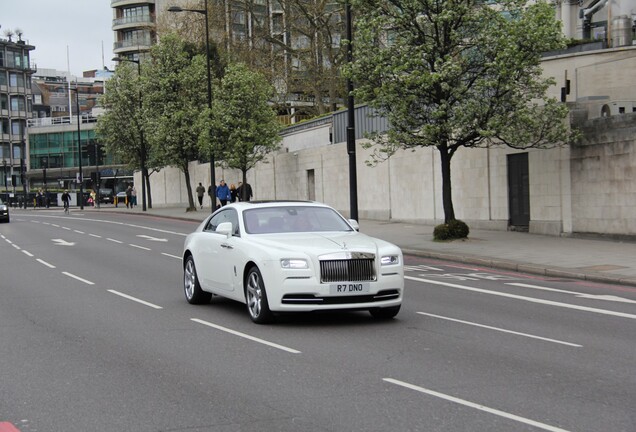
(216, 221, 233, 237)
(348, 219, 360, 231)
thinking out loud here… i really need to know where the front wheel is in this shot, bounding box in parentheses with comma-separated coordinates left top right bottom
(369, 305, 401, 320)
(183, 256, 211, 304)
(245, 267, 274, 324)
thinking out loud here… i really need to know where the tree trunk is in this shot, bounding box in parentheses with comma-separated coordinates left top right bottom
(183, 167, 196, 211)
(241, 169, 248, 201)
(438, 144, 456, 223)
(145, 171, 153, 208)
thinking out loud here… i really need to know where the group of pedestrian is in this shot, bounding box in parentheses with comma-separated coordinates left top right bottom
(125, 185, 137, 208)
(196, 180, 253, 210)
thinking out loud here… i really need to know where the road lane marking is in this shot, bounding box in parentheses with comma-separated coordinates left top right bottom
(507, 283, 636, 304)
(137, 235, 168, 242)
(37, 259, 56, 268)
(89, 234, 102, 238)
(406, 276, 636, 320)
(129, 244, 151, 251)
(416, 312, 582, 347)
(62, 227, 71, 230)
(106, 238, 123, 244)
(74, 230, 85, 234)
(161, 252, 181, 260)
(191, 318, 301, 354)
(383, 378, 571, 432)
(107, 290, 163, 309)
(52, 239, 75, 246)
(62, 272, 95, 285)
(21, 250, 34, 257)
(12, 244, 20, 250)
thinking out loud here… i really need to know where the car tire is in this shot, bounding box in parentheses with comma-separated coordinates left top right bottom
(369, 305, 401, 320)
(184, 255, 211, 304)
(245, 267, 274, 324)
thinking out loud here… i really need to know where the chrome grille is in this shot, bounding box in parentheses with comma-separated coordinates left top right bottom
(320, 259, 376, 283)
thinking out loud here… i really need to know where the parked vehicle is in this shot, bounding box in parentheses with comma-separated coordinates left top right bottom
(0, 197, 9, 222)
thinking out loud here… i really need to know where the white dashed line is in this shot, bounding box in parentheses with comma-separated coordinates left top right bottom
(162, 252, 181, 260)
(107, 238, 123, 244)
(22, 250, 34, 257)
(383, 378, 571, 432)
(37, 259, 56, 268)
(108, 290, 163, 309)
(191, 318, 302, 354)
(129, 244, 151, 251)
(62, 272, 95, 285)
(89, 234, 102, 238)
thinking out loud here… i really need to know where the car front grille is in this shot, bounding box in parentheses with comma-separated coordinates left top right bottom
(282, 289, 400, 305)
(320, 258, 376, 283)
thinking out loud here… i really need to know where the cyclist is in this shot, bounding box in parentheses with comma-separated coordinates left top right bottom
(61, 190, 71, 214)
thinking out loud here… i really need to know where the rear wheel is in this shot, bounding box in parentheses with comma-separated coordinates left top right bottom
(245, 267, 274, 324)
(369, 305, 401, 320)
(183, 256, 211, 304)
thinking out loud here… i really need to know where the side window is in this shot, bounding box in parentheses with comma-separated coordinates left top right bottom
(203, 209, 239, 235)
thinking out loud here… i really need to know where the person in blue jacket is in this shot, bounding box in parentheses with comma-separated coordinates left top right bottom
(216, 180, 231, 207)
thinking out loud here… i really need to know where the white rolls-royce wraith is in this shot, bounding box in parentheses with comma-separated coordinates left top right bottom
(182, 201, 404, 324)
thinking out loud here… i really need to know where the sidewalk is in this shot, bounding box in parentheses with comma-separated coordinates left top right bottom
(76, 205, 636, 286)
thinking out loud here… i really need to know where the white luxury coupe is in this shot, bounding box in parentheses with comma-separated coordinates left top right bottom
(182, 201, 404, 323)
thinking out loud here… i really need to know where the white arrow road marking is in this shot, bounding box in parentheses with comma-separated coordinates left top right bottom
(52, 239, 75, 246)
(137, 235, 168, 242)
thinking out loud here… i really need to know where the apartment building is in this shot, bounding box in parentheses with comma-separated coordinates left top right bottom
(0, 33, 35, 194)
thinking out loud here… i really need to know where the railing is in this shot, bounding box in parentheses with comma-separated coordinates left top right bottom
(27, 115, 99, 128)
(114, 38, 153, 50)
(113, 14, 154, 27)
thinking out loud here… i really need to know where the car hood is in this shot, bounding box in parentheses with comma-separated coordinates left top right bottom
(250, 231, 397, 256)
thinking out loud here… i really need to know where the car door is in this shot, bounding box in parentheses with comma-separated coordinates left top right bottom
(197, 208, 239, 293)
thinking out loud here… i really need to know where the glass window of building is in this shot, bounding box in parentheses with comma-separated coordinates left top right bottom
(0, 51, 4, 67)
(0, 144, 9, 159)
(9, 73, 25, 88)
(0, 71, 6, 86)
(0, 94, 8, 110)
(13, 143, 23, 159)
(10, 96, 25, 111)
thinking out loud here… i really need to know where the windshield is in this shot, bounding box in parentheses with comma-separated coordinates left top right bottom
(243, 206, 353, 234)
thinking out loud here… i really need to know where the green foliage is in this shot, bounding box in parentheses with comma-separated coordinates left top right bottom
(197, 63, 281, 177)
(448, 219, 470, 238)
(434, 220, 469, 241)
(433, 224, 452, 241)
(346, 0, 577, 223)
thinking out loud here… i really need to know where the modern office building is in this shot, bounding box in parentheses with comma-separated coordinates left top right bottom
(0, 33, 35, 195)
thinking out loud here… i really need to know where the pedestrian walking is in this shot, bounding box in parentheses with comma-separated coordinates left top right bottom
(131, 186, 137, 207)
(216, 180, 231, 207)
(237, 181, 253, 202)
(196, 182, 205, 209)
(125, 185, 132, 208)
(229, 183, 238, 203)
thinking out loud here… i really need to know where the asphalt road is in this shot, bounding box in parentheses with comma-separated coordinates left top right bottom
(1, 211, 635, 432)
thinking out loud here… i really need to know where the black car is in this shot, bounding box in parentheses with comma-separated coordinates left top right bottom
(99, 188, 114, 204)
(0, 198, 10, 222)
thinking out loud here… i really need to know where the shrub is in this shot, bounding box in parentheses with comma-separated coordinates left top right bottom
(433, 219, 470, 241)
(433, 223, 451, 241)
(448, 219, 470, 238)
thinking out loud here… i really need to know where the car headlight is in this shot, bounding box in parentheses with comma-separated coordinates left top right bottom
(381, 255, 400, 266)
(0, 205, 7, 211)
(280, 258, 308, 269)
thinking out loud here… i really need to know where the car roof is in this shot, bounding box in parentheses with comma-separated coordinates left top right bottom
(229, 200, 325, 209)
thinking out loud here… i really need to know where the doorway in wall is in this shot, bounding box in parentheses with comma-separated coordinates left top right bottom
(507, 153, 530, 230)
(307, 169, 315, 201)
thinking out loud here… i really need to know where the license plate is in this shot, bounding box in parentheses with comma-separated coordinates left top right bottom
(329, 282, 370, 295)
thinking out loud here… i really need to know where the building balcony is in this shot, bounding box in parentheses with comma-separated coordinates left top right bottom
(111, 0, 154, 7)
(112, 14, 155, 31)
(113, 38, 154, 54)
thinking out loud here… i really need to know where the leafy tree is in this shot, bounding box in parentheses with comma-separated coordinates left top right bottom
(143, 34, 208, 212)
(96, 62, 156, 208)
(197, 63, 281, 200)
(347, 0, 576, 223)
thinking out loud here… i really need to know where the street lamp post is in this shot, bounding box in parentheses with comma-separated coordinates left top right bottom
(2, 159, 7, 195)
(168, 0, 215, 212)
(70, 84, 84, 210)
(112, 56, 147, 212)
(42, 157, 48, 208)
